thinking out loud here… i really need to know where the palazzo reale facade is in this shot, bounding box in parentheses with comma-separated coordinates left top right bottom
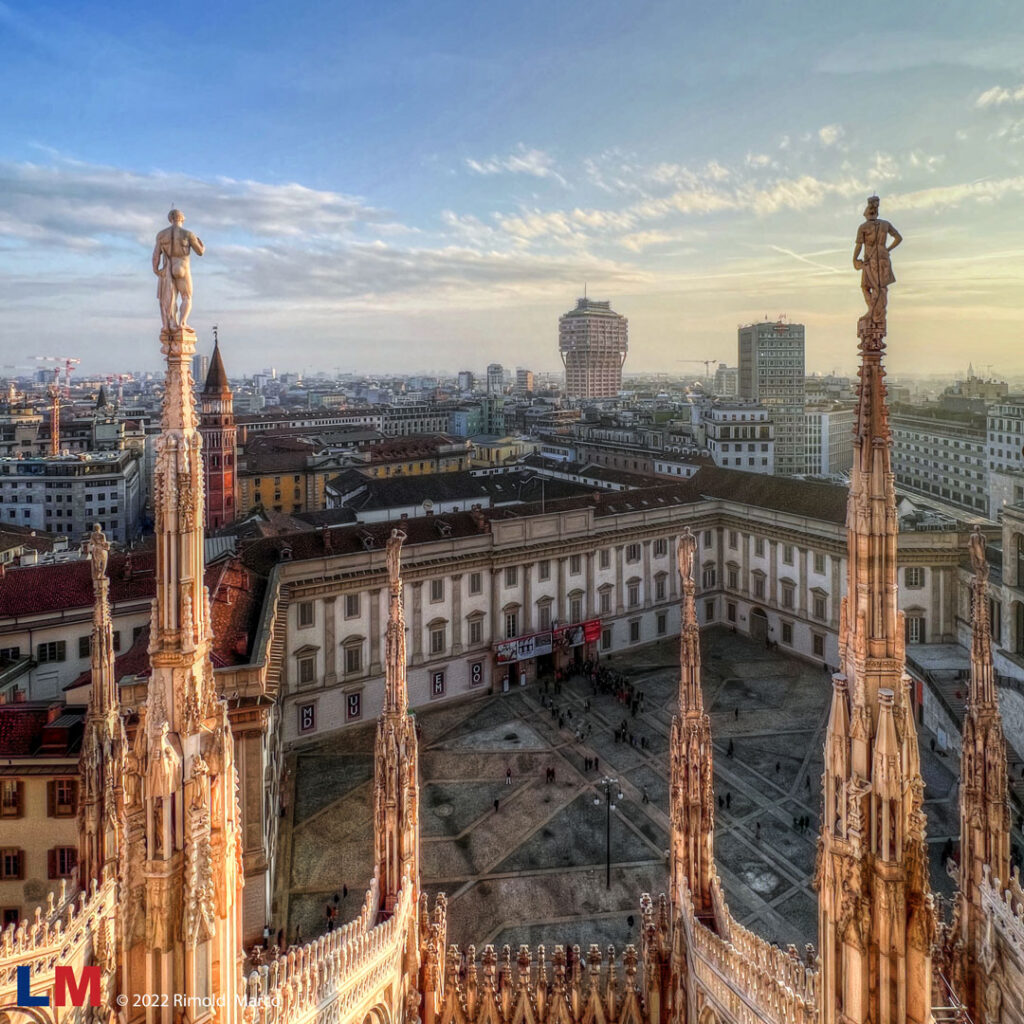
(2, 210, 1024, 1024)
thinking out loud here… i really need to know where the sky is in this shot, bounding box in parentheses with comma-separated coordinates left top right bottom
(2, 0, 1024, 378)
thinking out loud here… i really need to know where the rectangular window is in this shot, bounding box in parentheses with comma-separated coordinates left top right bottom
(37, 641, 66, 663)
(625, 543, 641, 563)
(0, 781, 21, 818)
(906, 616, 926, 644)
(628, 582, 640, 608)
(655, 576, 666, 601)
(905, 566, 925, 589)
(469, 618, 483, 646)
(430, 578, 444, 603)
(298, 601, 314, 628)
(298, 655, 315, 685)
(727, 602, 737, 623)
(570, 597, 583, 623)
(430, 625, 446, 655)
(782, 585, 795, 610)
(504, 566, 518, 587)
(783, 545, 794, 565)
(599, 590, 611, 614)
(705, 599, 715, 621)
(538, 604, 552, 630)
(703, 530, 713, 545)
(469, 572, 482, 595)
(729, 530, 738, 549)
(0, 647, 21, 662)
(656, 612, 667, 635)
(727, 568, 738, 590)
(505, 612, 518, 639)
(813, 552, 826, 575)
(345, 594, 360, 618)
(79, 635, 91, 659)
(601, 628, 612, 651)
(345, 645, 362, 674)
(629, 619, 641, 643)
(538, 560, 551, 580)
(53, 779, 76, 817)
(702, 566, 716, 589)
(653, 538, 668, 557)
(569, 553, 581, 575)
(0, 849, 23, 881)
(812, 633, 825, 657)
(599, 549, 610, 569)
(754, 537, 765, 557)
(781, 621, 793, 645)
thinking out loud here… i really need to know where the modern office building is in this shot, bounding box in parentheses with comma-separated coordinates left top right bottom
(457, 371, 474, 393)
(701, 401, 774, 473)
(0, 450, 142, 543)
(559, 297, 628, 399)
(737, 320, 805, 475)
(805, 403, 855, 476)
(713, 363, 739, 397)
(485, 363, 504, 396)
(515, 368, 535, 393)
(890, 404, 988, 515)
(987, 395, 1024, 516)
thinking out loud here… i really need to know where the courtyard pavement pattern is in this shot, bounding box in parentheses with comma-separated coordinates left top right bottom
(275, 629, 962, 955)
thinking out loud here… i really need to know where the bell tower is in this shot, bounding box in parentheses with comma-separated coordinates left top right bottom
(199, 328, 236, 530)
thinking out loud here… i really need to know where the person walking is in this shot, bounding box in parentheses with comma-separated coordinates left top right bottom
(506, 767, 513, 785)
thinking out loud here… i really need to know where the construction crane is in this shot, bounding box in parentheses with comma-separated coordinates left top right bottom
(34, 355, 81, 397)
(677, 359, 720, 378)
(47, 368, 61, 456)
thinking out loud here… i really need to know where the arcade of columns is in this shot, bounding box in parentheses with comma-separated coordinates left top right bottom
(3, 199, 1022, 1024)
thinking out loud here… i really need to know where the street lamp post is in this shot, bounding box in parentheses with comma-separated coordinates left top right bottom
(594, 776, 623, 889)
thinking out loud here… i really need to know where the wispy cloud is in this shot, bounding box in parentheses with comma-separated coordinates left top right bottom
(818, 124, 844, 147)
(976, 83, 1024, 108)
(465, 144, 567, 186)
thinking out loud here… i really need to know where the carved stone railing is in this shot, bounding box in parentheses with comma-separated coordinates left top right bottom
(979, 865, 1024, 963)
(675, 877, 818, 1024)
(436, 940, 648, 1024)
(242, 876, 415, 1024)
(0, 874, 118, 999)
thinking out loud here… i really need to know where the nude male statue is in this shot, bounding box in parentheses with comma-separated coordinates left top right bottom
(152, 209, 204, 329)
(853, 195, 902, 328)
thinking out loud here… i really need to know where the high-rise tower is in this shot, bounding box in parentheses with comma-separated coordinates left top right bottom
(559, 297, 628, 399)
(200, 334, 236, 530)
(738, 320, 805, 474)
(816, 197, 934, 1024)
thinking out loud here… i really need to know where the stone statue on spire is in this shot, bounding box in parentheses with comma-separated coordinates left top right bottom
(86, 521, 109, 581)
(853, 195, 902, 337)
(153, 208, 204, 330)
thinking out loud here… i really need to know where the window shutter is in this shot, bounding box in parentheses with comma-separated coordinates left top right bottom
(69, 781, 79, 814)
(48, 849, 56, 879)
(47, 781, 56, 817)
(16, 782, 24, 819)
(16, 850, 25, 880)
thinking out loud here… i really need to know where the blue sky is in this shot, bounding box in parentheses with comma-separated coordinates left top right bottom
(2, 0, 1024, 376)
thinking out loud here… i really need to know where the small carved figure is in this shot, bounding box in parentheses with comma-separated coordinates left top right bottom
(969, 525, 988, 575)
(86, 523, 110, 581)
(853, 195, 902, 328)
(153, 209, 204, 329)
(387, 528, 407, 591)
(677, 528, 696, 584)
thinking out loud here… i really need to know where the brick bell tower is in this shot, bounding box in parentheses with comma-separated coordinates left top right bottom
(199, 327, 236, 530)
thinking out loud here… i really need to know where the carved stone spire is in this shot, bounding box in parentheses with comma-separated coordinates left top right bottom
(122, 215, 243, 1018)
(668, 528, 716, 922)
(956, 525, 1011, 1019)
(78, 523, 127, 888)
(374, 529, 420, 915)
(816, 198, 934, 1024)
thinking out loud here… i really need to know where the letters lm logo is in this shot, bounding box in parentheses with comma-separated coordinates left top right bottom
(16, 965, 102, 1007)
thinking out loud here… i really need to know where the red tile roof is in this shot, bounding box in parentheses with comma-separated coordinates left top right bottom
(0, 703, 82, 756)
(0, 550, 157, 618)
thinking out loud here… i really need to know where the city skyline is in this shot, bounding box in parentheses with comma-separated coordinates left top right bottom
(3, 0, 1024, 376)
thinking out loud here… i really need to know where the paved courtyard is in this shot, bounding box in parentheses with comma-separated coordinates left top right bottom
(274, 628, 961, 953)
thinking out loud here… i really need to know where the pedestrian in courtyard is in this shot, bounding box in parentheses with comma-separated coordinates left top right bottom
(727, 739, 734, 758)
(642, 786, 649, 804)
(506, 767, 512, 785)
(494, 798, 500, 813)
(755, 821, 761, 842)
(726, 792, 731, 809)
(775, 761, 781, 774)
(735, 707, 739, 720)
